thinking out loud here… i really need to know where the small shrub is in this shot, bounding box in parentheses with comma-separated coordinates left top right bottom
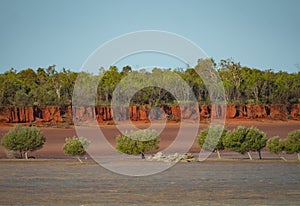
(223, 126, 248, 154)
(266, 136, 284, 154)
(1, 125, 46, 159)
(116, 129, 160, 158)
(63, 136, 90, 163)
(284, 130, 300, 161)
(266, 136, 286, 161)
(197, 125, 227, 159)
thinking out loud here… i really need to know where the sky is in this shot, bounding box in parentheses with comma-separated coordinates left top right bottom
(0, 0, 300, 73)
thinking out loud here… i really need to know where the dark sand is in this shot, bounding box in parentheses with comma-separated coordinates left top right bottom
(0, 159, 299, 205)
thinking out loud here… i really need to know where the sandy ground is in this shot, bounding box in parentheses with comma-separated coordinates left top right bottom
(0, 119, 299, 159)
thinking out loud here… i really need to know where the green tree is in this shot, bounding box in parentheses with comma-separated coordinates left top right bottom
(274, 71, 294, 104)
(180, 68, 206, 104)
(266, 136, 286, 161)
(284, 130, 300, 161)
(16, 68, 38, 106)
(14, 89, 31, 106)
(1, 125, 46, 159)
(197, 125, 227, 159)
(121, 65, 132, 75)
(260, 69, 276, 104)
(116, 129, 160, 158)
(219, 58, 242, 103)
(57, 68, 77, 106)
(0, 69, 22, 106)
(1, 60, 300, 106)
(244, 127, 267, 160)
(223, 126, 249, 157)
(241, 67, 264, 104)
(62, 136, 90, 163)
(99, 66, 122, 104)
(223, 126, 267, 160)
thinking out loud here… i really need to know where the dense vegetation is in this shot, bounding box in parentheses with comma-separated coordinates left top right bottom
(198, 126, 268, 160)
(284, 130, 300, 159)
(223, 126, 267, 160)
(0, 58, 299, 106)
(1, 125, 45, 159)
(62, 136, 90, 163)
(116, 129, 160, 158)
(267, 130, 300, 161)
(198, 127, 300, 161)
(197, 125, 227, 159)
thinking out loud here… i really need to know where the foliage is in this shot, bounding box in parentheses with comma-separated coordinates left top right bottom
(0, 59, 299, 106)
(62, 136, 90, 157)
(223, 126, 248, 153)
(266, 136, 284, 154)
(116, 129, 160, 157)
(197, 125, 227, 152)
(244, 127, 267, 159)
(223, 126, 267, 159)
(1, 125, 45, 159)
(284, 130, 300, 154)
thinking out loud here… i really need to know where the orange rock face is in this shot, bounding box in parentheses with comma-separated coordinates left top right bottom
(139, 105, 149, 121)
(0, 107, 9, 123)
(226, 104, 237, 119)
(290, 104, 300, 120)
(245, 104, 267, 119)
(268, 104, 288, 120)
(130, 106, 138, 121)
(171, 106, 181, 120)
(211, 105, 226, 119)
(199, 105, 210, 119)
(0, 104, 299, 125)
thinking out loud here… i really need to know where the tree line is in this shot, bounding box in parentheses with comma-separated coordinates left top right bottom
(0, 58, 299, 107)
(197, 126, 300, 160)
(1, 125, 299, 161)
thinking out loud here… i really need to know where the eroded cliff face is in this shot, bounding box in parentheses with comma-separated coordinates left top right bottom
(0, 104, 299, 125)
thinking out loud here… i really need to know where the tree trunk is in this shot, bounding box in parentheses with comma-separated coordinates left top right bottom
(297, 153, 300, 161)
(106, 93, 109, 103)
(279, 156, 287, 161)
(141, 153, 145, 159)
(247, 152, 253, 160)
(25, 151, 28, 159)
(77, 157, 83, 163)
(258, 150, 262, 160)
(56, 88, 61, 102)
(216, 150, 221, 159)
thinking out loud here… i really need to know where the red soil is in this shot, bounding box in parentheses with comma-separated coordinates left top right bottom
(0, 119, 299, 159)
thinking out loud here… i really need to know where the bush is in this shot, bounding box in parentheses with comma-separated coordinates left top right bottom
(1, 125, 46, 159)
(266, 136, 286, 161)
(197, 125, 227, 159)
(223, 126, 267, 160)
(244, 127, 267, 159)
(284, 130, 300, 161)
(223, 126, 248, 153)
(63, 136, 90, 162)
(116, 129, 160, 158)
(266, 136, 284, 154)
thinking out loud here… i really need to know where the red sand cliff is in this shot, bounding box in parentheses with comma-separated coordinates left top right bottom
(0, 104, 299, 125)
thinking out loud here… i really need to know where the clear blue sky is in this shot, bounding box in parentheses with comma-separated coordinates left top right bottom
(0, 0, 299, 73)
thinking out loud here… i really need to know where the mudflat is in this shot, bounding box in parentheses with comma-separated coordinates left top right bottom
(0, 159, 299, 205)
